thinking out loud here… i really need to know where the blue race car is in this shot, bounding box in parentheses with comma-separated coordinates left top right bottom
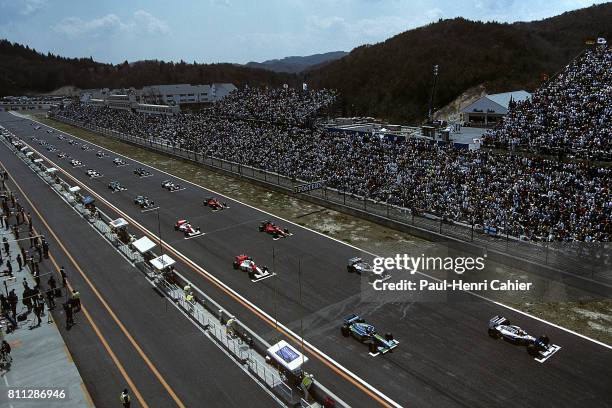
(341, 314, 399, 355)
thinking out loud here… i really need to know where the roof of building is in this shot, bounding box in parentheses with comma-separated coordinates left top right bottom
(461, 90, 531, 115)
(487, 90, 531, 108)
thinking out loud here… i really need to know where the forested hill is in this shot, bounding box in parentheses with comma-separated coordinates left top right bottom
(305, 3, 612, 122)
(0, 41, 295, 96)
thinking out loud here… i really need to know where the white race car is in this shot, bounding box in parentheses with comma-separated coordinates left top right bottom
(86, 169, 102, 178)
(347, 257, 391, 283)
(232, 255, 272, 281)
(70, 159, 83, 167)
(113, 158, 127, 166)
(174, 219, 202, 237)
(161, 180, 183, 191)
(488, 316, 561, 360)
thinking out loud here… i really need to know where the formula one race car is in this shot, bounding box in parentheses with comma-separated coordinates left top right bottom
(232, 254, 273, 281)
(161, 180, 183, 191)
(347, 257, 391, 283)
(46, 130, 53, 134)
(34, 126, 41, 130)
(174, 219, 202, 237)
(134, 195, 156, 209)
(68, 139, 75, 145)
(47, 146, 58, 152)
(341, 314, 399, 355)
(57, 135, 65, 140)
(113, 158, 127, 166)
(86, 169, 102, 178)
(57, 152, 68, 159)
(204, 197, 228, 211)
(70, 159, 83, 167)
(133, 168, 152, 177)
(96, 151, 107, 158)
(108, 181, 127, 192)
(488, 316, 561, 361)
(258, 221, 291, 239)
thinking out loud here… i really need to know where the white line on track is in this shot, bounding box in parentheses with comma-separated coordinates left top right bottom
(16, 115, 612, 349)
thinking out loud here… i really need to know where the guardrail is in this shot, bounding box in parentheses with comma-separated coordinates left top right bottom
(2, 131, 346, 408)
(47, 116, 612, 289)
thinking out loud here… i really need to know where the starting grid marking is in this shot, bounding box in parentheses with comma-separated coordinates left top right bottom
(250, 271, 276, 283)
(535, 345, 562, 363)
(140, 206, 160, 213)
(184, 232, 205, 240)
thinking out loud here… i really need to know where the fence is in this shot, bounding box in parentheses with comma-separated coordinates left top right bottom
(49, 116, 612, 288)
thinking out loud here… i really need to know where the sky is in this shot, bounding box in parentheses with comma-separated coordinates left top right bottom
(0, 0, 607, 64)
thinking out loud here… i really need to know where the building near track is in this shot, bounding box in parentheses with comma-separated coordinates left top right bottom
(460, 90, 531, 127)
(140, 83, 236, 105)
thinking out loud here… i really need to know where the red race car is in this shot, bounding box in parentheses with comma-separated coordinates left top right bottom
(174, 219, 202, 237)
(258, 221, 291, 239)
(204, 197, 228, 211)
(233, 254, 271, 281)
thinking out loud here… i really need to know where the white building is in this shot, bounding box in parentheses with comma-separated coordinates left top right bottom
(461, 90, 531, 127)
(141, 83, 236, 105)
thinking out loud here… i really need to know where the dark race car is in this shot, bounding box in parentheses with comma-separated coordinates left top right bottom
(96, 151, 107, 158)
(134, 195, 155, 209)
(347, 257, 391, 283)
(258, 221, 291, 239)
(232, 254, 272, 281)
(161, 180, 183, 191)
(204, 197, 228, 211)
(488, 316, 561, 361)
(341, 314, 399, 355)
(108, 181, 127, 192)
(134, 168, 152, 177)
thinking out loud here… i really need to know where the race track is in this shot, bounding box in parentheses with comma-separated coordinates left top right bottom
(2, 112, 611, 408)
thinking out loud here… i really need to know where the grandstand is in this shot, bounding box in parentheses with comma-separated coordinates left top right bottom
(51, 60, 611, 243)
(484, 44, 611, 160)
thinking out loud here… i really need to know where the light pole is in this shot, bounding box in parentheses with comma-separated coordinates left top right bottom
(428, 64, 440, 123)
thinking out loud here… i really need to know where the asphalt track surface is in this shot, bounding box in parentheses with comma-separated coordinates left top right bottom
(0, 118, 278, 407)
(2, 112, 612, 408)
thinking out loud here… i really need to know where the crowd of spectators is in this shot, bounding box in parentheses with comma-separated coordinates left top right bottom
(484, 45, 611, 160)
(54, 101, 610, 242)
(207, 87, 337, 125)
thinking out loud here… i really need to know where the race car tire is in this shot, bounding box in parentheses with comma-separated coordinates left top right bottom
(368, 342, 377, 353)
(232, 262, 239, 270)
(273, 233, 279, 239)
(184, 231, 189, 237)
(385, 333, 394, 341)
(174, 226, 179, 231)
(538, 335, 550, 345)
(347, 266, 354, 273)
(341, 325, 350, 337)
(283, 228, 289, 234)
(488, 328, 501, 339)
(258, 225, 265, 232)
(527, 344, 540, 357)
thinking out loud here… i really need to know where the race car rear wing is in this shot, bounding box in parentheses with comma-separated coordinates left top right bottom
(489, 315, 510, 328)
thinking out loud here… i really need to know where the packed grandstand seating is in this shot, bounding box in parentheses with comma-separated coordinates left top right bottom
(484, 45, 611, 160)
(53, 97, 611, 242)
(207, 87, 337, 125)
